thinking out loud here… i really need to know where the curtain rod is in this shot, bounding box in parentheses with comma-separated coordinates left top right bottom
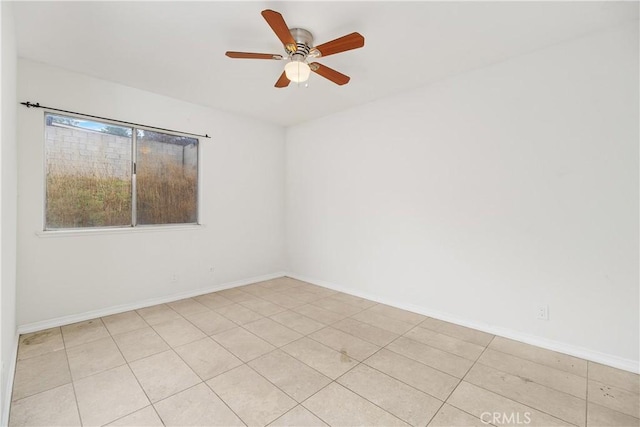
(20, 101, 211, 139)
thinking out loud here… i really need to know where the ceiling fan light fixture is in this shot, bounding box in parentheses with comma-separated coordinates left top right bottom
(284, 60, 311, 83)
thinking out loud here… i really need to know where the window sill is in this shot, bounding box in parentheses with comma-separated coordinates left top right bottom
(36, 224, 204, 238)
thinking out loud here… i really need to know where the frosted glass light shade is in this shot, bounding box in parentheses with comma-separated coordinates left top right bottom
(284, 61, 311, 83)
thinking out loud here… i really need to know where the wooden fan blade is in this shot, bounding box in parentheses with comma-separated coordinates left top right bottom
(310, 63, 350, 85)
(261, 10, 296, 52)
(315, 32, 365, 57)
(275, 71, 290, 88)
(226, 51, 283, 60)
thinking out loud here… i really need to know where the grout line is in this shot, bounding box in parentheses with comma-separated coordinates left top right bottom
(103, 314, 166, 425)
(332, 369, 417, 427)
(109, 311, 210, 419)
(449, 336, 583, 427)
(380, 342, 468, 382)
(585, 362, 590, 427)
(201, 380, 248, 426)
(473, 349, 588, 399)
(61, 343, 84, 426)
(298, 381, 339, 426)
(436, 337, 496, 426)
(417, 319, 495, 348)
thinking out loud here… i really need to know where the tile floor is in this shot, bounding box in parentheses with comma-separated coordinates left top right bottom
(8, 277, 640, 427)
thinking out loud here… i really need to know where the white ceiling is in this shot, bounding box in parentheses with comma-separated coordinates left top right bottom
(13, 1, 639, 127)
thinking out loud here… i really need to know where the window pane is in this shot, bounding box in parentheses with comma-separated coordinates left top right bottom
(45, 114, 132, 229)
(136, 130, 198, 225)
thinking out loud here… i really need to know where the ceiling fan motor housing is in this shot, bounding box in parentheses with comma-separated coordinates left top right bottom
(288, 28, 313, 61)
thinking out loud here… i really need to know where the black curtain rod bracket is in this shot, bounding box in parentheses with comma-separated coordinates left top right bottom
(20, 101, 211, 139)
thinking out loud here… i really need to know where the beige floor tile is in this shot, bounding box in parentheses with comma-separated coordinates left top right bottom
(238, 283, 277, 298)
(269, 405, 328, 426)
(152, 318, 206, 347)
(388, 336, 473, 378)
(352, 309, 415, 335)
(12, 349, 71, 401)
(338, 363, 442, 426)
(489, 336, 587, 377)
(193, 293, 235, 310)
(587, 402, 640, 427)
(259, 278, 297, 292)
(281, 337, 357, 380)
(298, 284, 336, 297)
(17, 328, 64, 360)
(420, 318, 494, 347)
(368, 304, 426, 325)
(61, 319, 110, 348)
(112, 326, 170, 362)
(478, 348, 586, 398)
(216, 288, 255, 303)
(136, 304, 181, 325)
(174, 337, 242, 380)
(293, 304, 347, 325)
(270, 310, 325, 335)
(154, 383, 244, 426)
(404, 326, 485, 361)
(107, 406, 164, 426)
(66, 336, 126, 380)
(328, 292, 377, 309)
(332, 317, 399, 346)
(239, 297, 287, 316)
(74, 365, 150, 426)
(465, 363, 586, 426)
(129, 350, 201, 402)
(262, 292, 308, 309)
(182, 309, 237, 336)
(8, 384, 80, 427)
(102, 311, 148, 336)
(207, 364, 296, 426)
(211, 327, 275, 362)
(261, 277, 301, 291)
(303, 382, 408, 426)
(284, 288, 324, 304)
(310, 297, 364, 317)
(215, 303, 263, 325)
(364, 349, 458, 401)
(428, 403, 485, 427)
(447, 382, 573, 426)
(589, 362, 640, 394)
(309, 327, 380, 361)
(250, 279, 276, 288)
(167, 298, 209, 316)
(588, 379, 639, 418)
(249, 350, 332, 402)
(243, 317, 302, 347)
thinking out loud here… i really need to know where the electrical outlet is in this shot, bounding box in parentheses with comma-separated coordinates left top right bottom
(170, 274, 179, 284)
(209, 266, 214, 273)
(536, 305, 549, 320)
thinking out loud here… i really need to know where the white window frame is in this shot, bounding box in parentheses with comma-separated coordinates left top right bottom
(42, 111, 201, 233)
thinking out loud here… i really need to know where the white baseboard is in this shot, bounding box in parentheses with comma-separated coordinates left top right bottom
(17, 271, 286, 335)
(1, 333, 19, 427)
(286, 272, 640, 374)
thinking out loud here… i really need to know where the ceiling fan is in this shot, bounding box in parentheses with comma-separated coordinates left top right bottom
(225, 9, 365, 88)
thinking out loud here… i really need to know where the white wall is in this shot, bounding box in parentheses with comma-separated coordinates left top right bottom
(1, 0, 18, 421)
(286, 22, 639, 369)
(17, 59, 286, 326)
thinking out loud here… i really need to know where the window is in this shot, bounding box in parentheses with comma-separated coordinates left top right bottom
(45, 113, 198, 230)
